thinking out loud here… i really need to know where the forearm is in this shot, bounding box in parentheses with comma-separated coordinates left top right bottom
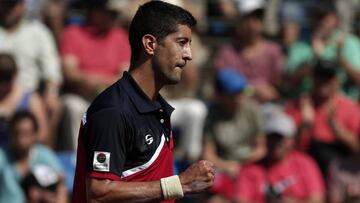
(330, 121, 360, 153)
(339, 56, 360, 85)
(248, 136, 266, 162)
(303, 195, 325, 203)
(88, 178, 164, 203)
(56, 181, 68, 203)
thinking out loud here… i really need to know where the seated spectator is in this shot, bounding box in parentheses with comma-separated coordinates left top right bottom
(285, 59, 360, 177)
(60, 0, 131, 149)
(213, 0, 284, 103)
(0, 0, 63, 147)
(203, 69, 265, 202)
(0, 111, 67, 203)
(0, 53, 49, 146)
(236, 111, 325, 203)
(328, 151, 360, 203)
(280, 21, 314, 99)
(311, 8, 360, 101)
(0, 147, 23, 203)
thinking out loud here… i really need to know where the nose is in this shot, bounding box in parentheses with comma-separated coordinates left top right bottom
(183, 45, 192, 61)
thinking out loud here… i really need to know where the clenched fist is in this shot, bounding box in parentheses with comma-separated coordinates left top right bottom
(179, 160, 215, 194)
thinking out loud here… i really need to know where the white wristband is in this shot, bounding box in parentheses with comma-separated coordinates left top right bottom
(160, 175, 184, 200)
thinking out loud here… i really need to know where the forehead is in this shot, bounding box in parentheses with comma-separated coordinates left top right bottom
(166, 24, 192, 39)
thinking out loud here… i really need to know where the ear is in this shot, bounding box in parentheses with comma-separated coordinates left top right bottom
(142, 34, 157, 56)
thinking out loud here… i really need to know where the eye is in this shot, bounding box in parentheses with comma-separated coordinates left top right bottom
(177, 40, 187, 47)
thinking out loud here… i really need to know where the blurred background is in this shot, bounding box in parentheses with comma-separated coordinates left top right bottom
(1, 0, 360, 202)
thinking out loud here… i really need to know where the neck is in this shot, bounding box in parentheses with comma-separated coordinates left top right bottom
(129, 61, 162, 101)
(235, 35, 262, 50)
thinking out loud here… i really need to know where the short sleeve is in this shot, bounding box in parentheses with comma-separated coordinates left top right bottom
(298, 154, 325, 197)
(59, 26, 81, 57)
(270, 44, 284, 76)
(235, 166, 262, 202)
(33, 145, 64, 174)
(84, 109, 130, 180)
(36, 23, 62, 84)
(342, 35, 360, 70)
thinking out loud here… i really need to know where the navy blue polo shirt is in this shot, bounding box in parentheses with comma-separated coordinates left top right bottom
(72, 72, 175, 203)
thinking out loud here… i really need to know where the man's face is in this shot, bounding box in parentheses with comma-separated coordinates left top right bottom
(267, 134, 293, 162)
(0, 2, 25, 28)
(11, 118, 37, 156)
(89, 8, 117, 32)
(152, 24, 193, 85)
(0, 81, 12, 100)
(236, 16, 263, 39)
(318, 13, 338, 36)
(313, 76, 338, 101)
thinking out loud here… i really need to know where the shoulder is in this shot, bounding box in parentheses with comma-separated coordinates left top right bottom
(240, 162, 265, 178)
(33, 144, 58, 159)
(215, 44, 236, 55)
(242, 99, 261, 114)
(335, 94, 358, 110)
(61, 25, 84, 38)
(88, 82, 130, 114)
(289, 151, 317, 166)
(24, 20, 49, 32)
(263, 40, 282, 53)
(112, 27, 129, 38)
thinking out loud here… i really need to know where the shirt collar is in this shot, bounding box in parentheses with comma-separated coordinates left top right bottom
(120, 72, 174, 116)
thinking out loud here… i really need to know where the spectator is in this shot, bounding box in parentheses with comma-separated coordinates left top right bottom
(285, 59, 360, 177)
(236, 110, 325, 203)
(203, 69, 265, 202)
(0, 53, 49, 146)
(0, 0, 63, 147)
(280, 21, 314, 99)
(213, 0, 284, 103)
(311, 8, 360, 100)
(60, 0, 131, 149)
(328, 150, 360, 203)
(0, 111, 67, 203)
(0, 147, 23, 203)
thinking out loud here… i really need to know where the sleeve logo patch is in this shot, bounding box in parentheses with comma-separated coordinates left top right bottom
(93, 151, 110, 172)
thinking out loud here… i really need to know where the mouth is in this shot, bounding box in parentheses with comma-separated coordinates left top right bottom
(176, 62, 186, 69)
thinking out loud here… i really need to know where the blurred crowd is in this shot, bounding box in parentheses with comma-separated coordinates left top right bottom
(1, 0, 360, 202)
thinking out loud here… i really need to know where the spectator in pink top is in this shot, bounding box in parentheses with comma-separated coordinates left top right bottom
(213, 0, 284, 103)
(285, 59, 360, 177)
(59, 0, 131, 149)
(236, 110, 325, 203)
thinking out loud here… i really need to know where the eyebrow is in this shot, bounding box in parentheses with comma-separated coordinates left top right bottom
(176, 37, 192, 43)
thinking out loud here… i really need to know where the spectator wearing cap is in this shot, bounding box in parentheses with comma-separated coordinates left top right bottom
(285, 59, 360, 178)
(236, 110, 325, 203)
(59, 0, 131, 149)
(0, 0, 62, 147)
(213, 0, 284, 103)
(203, 69, 266, 202)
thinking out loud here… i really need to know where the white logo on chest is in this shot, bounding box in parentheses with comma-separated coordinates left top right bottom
(145, 134, 154, 145)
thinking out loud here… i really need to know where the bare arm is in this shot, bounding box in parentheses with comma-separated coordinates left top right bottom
(29, 93, 50, 145)
(87, 178, 163, 203)
(203, 140, 240, 178)
(62, 55, 119, 99)
(338, 55, 360, 85)
(330, 120, 360, 153)
(87, 160, 215, 203)
(56, 176, 68, 203)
